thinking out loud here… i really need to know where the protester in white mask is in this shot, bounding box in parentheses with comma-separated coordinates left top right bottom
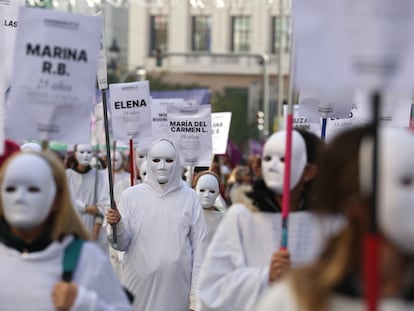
(194, 171, 226, 244)
(0, 151, 132, 311)
(197, 129, 340, 311)
(256, 126, 414, 311)
(66, 144, 110, 253)
(107, 138, 209, 311)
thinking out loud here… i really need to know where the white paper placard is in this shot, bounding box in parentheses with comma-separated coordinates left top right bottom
(0, 0, 24, 100)
(283, 105, 321, 137)
(96, 12, 107, 90)
(109, 81, 152, 141)
(294, 0, 414, 92)
(6, 7, 101, 144)
(167, 105, 212, 167)
(151, 97, 185, 139)
(211, 112, 232, 155)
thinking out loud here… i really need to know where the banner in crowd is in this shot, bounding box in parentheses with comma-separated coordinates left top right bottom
(109, 81, 152, 141)
(151, 98, 185, 139)
(294, 0, 414, 93)
(6, 7, 102, 144)
(167, 105, 212, 167)
(211, 112, 232, 155)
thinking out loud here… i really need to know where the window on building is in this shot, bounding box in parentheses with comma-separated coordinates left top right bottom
(231, 16, 250, 52)
(150, 15, 168, 55)
(192, 15, 211, 51)
(271, 16, 290, 54)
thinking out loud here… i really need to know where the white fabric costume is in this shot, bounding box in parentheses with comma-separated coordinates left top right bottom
(109, 138, 209, 311)
(66, 166, 110, 251)
(196, 204, 342, 311)
(256, 278, 414, 311)
(0, 236, 133, 311)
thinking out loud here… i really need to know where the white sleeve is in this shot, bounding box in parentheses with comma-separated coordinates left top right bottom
(197, 207, 270, 311)
(255, 279, 301, 311)
(189, 199, 209, 310)
(107, 191, 132, 251)
(71, 243, 133, 311)
(96, 169, 111, 215)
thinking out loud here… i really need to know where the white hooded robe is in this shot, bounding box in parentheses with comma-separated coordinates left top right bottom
(109, 138, 209, 311)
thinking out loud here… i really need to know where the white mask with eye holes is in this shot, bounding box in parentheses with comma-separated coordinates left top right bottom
(148, 140, 176, 184)
(139, 160, 148, 181)
(1, 154, 57, 230)
(75, 144, 93, 167)
(113, 151, 123, 171)
(360, 128, 414, 255)
(261, 130, 307, 194)
(135, 147, 148, 171)
(196, 174, 220, 209)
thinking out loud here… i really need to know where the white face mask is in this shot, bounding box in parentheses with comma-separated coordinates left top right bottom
(1, 154, 57, 230)
(75, 144, 93, 167)
(361, 128, 414, 255)
(196, 174, 220, 209)
(113, 151, 123, 171)
(261, 131, 307, 194)
(139, 160, 147, 181)
(135, 148, 147, 171)
(148, 140, 176, 184)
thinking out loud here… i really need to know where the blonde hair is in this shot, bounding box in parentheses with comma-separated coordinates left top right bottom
(0, 150, 90, 241)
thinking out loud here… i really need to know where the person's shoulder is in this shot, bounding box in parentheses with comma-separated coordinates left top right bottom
(78, 240, 109, 265)
(122, 183, 146, 196)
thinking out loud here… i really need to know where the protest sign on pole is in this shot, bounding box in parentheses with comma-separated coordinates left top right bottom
(6, 7, 102, 144)
(151, 98, 185, 139)
(95, 12, 108, 90)
(109, 81, 152, 141)
(167, 105, 212, 167)
(211, 112, 232, 155)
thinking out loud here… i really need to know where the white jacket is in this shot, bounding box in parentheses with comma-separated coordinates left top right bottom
(197, 204, 342, 311)
(0, 235, 132, 311)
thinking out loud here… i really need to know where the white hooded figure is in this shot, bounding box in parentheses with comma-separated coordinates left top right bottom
(197, 130, 341, 311)
(107, 138, 209, 311)
(195, 171, 225, 244)
(112, 151, 130, 186)
(65, 144, 110, 253)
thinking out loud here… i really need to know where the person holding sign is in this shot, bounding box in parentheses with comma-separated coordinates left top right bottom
(256, 126, 414, 311)
(0, 151, 132, 311)
(194, 171, 226, 244)
(197, 129, 338, 311)
(106, 138, 209, 311)
(66, 144, 110, 253)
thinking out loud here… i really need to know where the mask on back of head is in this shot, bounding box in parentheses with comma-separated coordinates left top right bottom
(261, 130, 307, 194)
(360, 128, 414, 255)
(1, 154, 57, 230)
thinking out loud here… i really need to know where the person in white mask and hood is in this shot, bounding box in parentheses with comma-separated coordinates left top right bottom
(0, 151, 132, 311)
(194, 171, 225, 244)
(66, 144, 110, 253)
(197, 129, 340, 311)
(106, 138, 209, 311)
(256, 126, 414, 311)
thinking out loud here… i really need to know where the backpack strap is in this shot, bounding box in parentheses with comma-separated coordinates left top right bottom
(62, 238, 84, 282)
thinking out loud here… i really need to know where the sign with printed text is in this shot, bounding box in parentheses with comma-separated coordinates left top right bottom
(294, 0, 414, 92)
(95, 12, 107, 90)
(211, 112, 232, 155)
(167, 105, 212, 167)
(109, 81, 152, 141)
(151, 98, 185, 139)
(283, 105, 321, 137)
(6, 7, 102, 144)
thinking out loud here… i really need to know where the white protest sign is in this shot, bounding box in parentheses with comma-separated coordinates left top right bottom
(0, 0, 24, 98)
(211, 112, 232, 155)
(109, 81, 152, 141)
(294, 0, 414, 92)
(6, 7, 102, 144)
(325, 105, 360, 142)
(96, 12, 107, 90)
(151, 98, 185, 139)
(167, 105, 212, 167)
(283, 105, 320, 137)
